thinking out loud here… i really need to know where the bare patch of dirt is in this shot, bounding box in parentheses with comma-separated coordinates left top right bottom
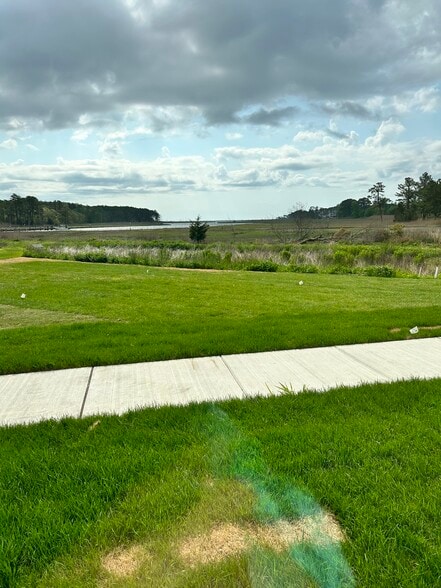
(179, 523, 248, 567)
(101, 544, 148, 578)
(265, 513, 345, 549)
(389, 328, 401, 333)
(178, 513, 345, 567)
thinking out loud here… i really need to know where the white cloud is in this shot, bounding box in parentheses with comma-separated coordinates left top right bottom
(293, 130, 326, 143)
(71, 128, 93, 143)
(0, 138, 18, 150)
(364, 119, 405, 147)
(392, 87, 441, 114)
(2, 118, 435, 202)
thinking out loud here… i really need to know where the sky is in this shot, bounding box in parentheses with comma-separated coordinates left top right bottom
(0, 0, 441, 220)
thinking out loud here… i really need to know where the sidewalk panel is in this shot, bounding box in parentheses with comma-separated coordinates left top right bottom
(337, 338, 441, 381)
(0, 368, 91, 426)
(82, 356, 244, 417)
(222, 349, 327, 396)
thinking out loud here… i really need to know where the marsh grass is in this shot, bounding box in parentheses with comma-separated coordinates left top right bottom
(24, 240, 441, 277)
(0, 261, 441, 374)
(1, 378, 440, 587)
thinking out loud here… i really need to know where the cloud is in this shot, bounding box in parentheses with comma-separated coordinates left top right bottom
(215, 145, 302, 162)
(390, 87, 441, 114)
(364, 118, 405, 147)
(98, 139, 124, 159)
(0, 138, 18, 150)
(240, 106, 299, 126)
(320, 101, 377, 120)
(0, 0, 440, 132)
(293, 130, 326, 143)
(1, 119, 440, 209)
(71, 128, 93, 143)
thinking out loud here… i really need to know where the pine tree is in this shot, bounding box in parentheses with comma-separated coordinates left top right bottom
(189, 216, 209, 243)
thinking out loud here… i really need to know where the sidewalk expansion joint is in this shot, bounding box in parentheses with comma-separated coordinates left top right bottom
(220, 355, 246, 394)
(335, 346, 390, 380)
(80, 367, 94, 418)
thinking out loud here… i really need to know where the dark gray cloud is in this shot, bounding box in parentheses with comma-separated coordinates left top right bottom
(241, 106, 299, 126)
(61, 172, 149, 187)
(320, 101, 378, 120)
(0, 0, 440, 130)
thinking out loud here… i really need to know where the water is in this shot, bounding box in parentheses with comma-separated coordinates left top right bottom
(67, 221, 236, 232)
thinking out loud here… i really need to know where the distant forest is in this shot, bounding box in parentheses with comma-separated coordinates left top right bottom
(286, 172, 441, 221)
(0, 194, 160, 227)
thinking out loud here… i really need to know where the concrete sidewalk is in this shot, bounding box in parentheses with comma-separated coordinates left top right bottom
(1, 338, 440, 426)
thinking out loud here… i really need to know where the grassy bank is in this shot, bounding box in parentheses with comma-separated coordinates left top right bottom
(0, 261, 440, 374)
(1, 378, 440, 587)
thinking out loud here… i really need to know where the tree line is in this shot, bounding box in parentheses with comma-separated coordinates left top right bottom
(287, 172, 441, 221)
(0, 194, 160, 227)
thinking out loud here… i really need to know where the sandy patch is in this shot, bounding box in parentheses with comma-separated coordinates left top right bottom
(101, 544, 148, 578)
(179, 523, 247, 567)
(178, 513, 345, 567)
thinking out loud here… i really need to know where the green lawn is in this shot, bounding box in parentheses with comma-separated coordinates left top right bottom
(0, 244, 23, 259)
(1, 259, 440, 586)
(0, 260, 440, 374)
(1, 378, 440, 587)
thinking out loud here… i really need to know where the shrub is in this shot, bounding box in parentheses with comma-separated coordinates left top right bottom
(370, 229, 391, 243)
(327, 265, 355, 275)
(223, 252, 232, 267)
(281, 249, 291, 262)
(247, 261, 279, 272)
(289, 264, 319, 274)
(332, 228, 351, 241)
(333, 249, 355, 266)
(363, 265, 396, 278)
(389, 223, 404, 238)
(201, 250, 222, 268)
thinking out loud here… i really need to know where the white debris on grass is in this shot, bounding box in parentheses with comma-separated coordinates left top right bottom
(409, 326, 419, 335)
